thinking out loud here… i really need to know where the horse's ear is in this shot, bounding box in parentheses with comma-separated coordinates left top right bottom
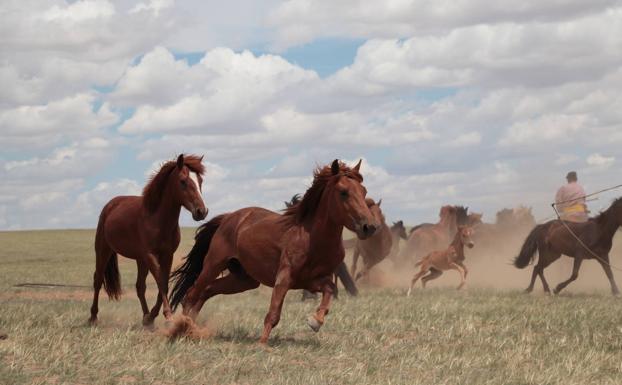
(353, 158, 362, 172)
(398, 220, 403, 226)
(199, 155, 204, 162)
(177, 154, 184, 170)
(377, 199, 382, 207)
(331, 159, 340, 175)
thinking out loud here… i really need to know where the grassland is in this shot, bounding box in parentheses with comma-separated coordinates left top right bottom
(2, 229, 622, 385)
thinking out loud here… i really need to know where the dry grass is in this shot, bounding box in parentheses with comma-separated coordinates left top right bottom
(2, 229, 622, 385)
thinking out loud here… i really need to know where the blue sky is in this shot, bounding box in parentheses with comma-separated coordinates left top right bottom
(1, 0, 621, 230)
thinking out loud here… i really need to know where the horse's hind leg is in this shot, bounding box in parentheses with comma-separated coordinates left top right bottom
(89, 240, 114, 325)
(525, 266, 538, 293)
(553, 256, 583, 295)
(421, 267, 443, 288)
(537, 264, 551, 294)
(407, 266, 429, 296)
(135, 261, 150, 325)
(596, 256, 620, 296)
(194, 270, 260, 315)
(182, 248, 230, 320)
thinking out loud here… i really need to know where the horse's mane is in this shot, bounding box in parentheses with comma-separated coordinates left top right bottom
(143, 154, 205, 213)
(283, 161, 363, 224)
(455, 205, 469, 225)
(595, 196, 622, 224)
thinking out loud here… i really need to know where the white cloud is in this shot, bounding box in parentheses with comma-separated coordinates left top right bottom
(268, 0, 620, 50)
(0, 93, 118, 149)
(586, 153, 615, 168)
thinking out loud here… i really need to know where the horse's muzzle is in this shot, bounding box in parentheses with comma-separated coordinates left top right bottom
(467, 242, 475, 249)
(356, 222, 378, 240)
(192, 207, 208, 221)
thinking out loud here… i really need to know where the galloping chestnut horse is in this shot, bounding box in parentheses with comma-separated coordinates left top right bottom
(170, 159, 378, 343)
(350, 198, 393, 281)
(514, 197, 622, 295)
(402, 205, 468, 264)
(89, 154, 207, 326)
(407, 226, 474, 295)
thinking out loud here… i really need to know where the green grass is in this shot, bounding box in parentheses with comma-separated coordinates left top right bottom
(2, 229, 622, 385)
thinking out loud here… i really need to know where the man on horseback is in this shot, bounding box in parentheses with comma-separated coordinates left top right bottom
(555, 171, 588, 222)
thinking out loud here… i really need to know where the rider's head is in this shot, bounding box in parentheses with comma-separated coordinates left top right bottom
(566, 171, 578, 183)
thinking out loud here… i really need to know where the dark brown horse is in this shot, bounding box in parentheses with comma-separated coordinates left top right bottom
(407, 226, 474, 294)
(387, 220, 408, 265)
(350, 198, 393, 281)
(169, 159, 378, 343)
(401, 205, 468, 265)
(89, 154, 208, 326)
(514, 197, 622, 295)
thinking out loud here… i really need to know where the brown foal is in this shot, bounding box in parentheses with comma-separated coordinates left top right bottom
(407, 226, 475, 295)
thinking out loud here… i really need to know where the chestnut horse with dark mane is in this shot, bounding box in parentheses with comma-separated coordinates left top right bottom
(89, 154, 207, 326)
(169, 159, 378, 343)
(514, 197, 622, 295)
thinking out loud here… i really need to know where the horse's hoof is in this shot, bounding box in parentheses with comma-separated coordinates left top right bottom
(142, 314, 154, 327)
(524, 288, 533, 294)
(0, 332, 7, 340)
(88, 317, 97, 326)
(307, 316, 323, 333)
(406, 288, 412, 297)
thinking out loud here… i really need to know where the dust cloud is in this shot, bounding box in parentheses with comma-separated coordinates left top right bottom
(348, 225, 622, 294)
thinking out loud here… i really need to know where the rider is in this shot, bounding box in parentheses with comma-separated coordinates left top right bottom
(555, 171, 588, 222)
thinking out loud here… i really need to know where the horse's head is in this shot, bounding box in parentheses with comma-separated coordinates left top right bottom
(328, 159, 378, 240)
(392, 220, 408, 240)
(458, 225, 475, 248)
(173, 154, 208, 221)
(366, 198, 386, 225)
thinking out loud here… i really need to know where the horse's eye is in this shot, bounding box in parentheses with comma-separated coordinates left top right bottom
(180, 179, 187, 187)
(340, 190, 348, 198)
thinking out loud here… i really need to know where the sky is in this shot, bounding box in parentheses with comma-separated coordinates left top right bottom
(1, 0, 621, 231)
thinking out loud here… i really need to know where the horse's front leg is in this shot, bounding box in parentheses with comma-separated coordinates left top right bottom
(260, 268, 292, 344)
(597, 255, 620, 296)
(145, 253, 173, 324)
(307, 275, 335, 332)
(143, 252, 173, 320)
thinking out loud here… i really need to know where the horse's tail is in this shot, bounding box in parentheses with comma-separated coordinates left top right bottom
(514, 223, 547, 268)
(95, 207, 122, 300)
(103, 253, 121, 300)
(169, 214, 225, 310)
(335, 261, 358, 296)
(342, 238, 357, 249)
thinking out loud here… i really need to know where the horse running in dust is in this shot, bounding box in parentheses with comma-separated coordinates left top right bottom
(349, 198, 397, 281)
(401, 205, 468, 265)
(514, 197, 622, 295)
(89, 154, 208, 326)
(284, 194, 358, 300)
(469, 206, 535, 249)
(169, 159, 379, 344)
(407, 226, 475, 295)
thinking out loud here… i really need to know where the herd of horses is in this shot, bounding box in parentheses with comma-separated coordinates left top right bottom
(90, 154, 622, 343)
